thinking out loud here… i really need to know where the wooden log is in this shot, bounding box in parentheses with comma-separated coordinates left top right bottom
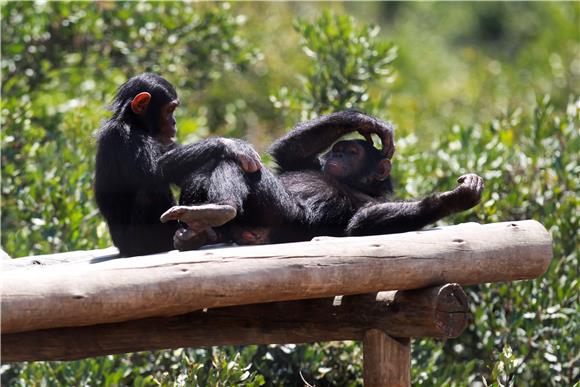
(0, 248, 12, 260)
(1, 247, 119, 271)
(363, 330, 411, 387)
(1, 284, 467, 362)
(1, 220, 551, 333)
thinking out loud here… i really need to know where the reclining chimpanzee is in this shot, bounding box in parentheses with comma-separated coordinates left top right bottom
(161, 110, 484, 249)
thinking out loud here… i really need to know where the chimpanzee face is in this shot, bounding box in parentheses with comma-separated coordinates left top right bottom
(322, 140, 366, 179)
(158, 99, 179, 143)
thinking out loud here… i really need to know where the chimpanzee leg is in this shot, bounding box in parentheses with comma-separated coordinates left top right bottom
(207, 160, 250, 212)
(160, 160, 247, 229)
(204, 159, 301, 222)
(162, 160, 301, 244)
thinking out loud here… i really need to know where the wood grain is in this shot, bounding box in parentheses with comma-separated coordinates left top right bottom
(1, 220, 551, 333)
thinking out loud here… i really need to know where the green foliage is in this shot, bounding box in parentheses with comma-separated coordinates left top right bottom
(483, 345, 519, 387)
(271, 12, 397, 122)
(153, 349, 265, 387)
(2, 349, 264, 387)
(1, 2, 256, 257)
(1, 2, 578, 386)
(401, 96, 579, 386)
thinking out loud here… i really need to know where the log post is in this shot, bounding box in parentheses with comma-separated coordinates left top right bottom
(363, 330, 411, 387)
(1, 220, 551, 334)
(1, 284, 467, 362)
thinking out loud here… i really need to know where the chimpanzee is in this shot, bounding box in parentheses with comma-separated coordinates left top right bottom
(94, 73, 261, 257)
(161, 110, 484, 248)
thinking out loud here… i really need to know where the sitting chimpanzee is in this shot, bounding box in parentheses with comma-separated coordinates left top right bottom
(161, 110, 484, 248)
(94, 73, 260, 257)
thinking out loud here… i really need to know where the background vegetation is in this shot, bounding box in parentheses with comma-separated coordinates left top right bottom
(1, 2, 578, 386)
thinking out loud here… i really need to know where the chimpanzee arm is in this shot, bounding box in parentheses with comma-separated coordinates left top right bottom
(346, 174, 484, 235)
(159, 137, 260, 184)
(270, 110, 395, 172)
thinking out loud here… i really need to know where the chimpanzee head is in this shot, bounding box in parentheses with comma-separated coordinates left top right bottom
(321, 139, 393, 196)
(111, 73, 179, 142)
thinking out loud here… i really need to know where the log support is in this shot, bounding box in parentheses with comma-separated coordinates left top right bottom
(1, 284, 467, 362)
(363, 330, 411, 387)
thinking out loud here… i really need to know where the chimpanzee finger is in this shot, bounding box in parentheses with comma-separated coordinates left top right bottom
(239, 156, 252, 173)
(244, 157, 259, 173)
(474, 176, 484, 193)
(251, 155, 262, 172)
(469, 177, 479, 191)
(362, 133, 373, 145)
(467, 175, 478, 189)
(160, 206, 186, 222)
(239, 154, 261, 173)
(204, 228, 218, 243)
(381, 132, 395, 158)
(175, 228, 196, 241)
(457, 175, 467, 184)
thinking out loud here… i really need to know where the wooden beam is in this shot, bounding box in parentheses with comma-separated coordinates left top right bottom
(1, 284, 467, 362)
(0, 248, 12, 260)
(1, 220, 551, 333)
(1, 247, 119, 271)
(363, 330, 411, 387)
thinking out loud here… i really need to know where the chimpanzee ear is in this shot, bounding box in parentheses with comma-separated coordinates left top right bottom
(375, 159, 392, 181)
(130, 92, 152, 115)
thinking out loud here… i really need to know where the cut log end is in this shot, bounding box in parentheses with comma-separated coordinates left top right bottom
(434, 283, 469, 338)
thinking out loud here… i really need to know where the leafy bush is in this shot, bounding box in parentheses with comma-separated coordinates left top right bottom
(2, 2, 578, 386)
(402, 96, 578, 386)
(271, 11, 397, 122)
(1, 2, 256, 257)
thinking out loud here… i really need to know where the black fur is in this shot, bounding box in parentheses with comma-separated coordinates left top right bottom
(178, 110, 482, 245)
(94, 73, 259, 256)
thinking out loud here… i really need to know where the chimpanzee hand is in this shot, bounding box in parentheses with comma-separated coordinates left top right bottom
(443, 174, 484, 212)
(355, 114, 395, 158)
(221, 138, 261, 173)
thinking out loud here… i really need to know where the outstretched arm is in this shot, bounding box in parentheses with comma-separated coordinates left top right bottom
(347, 174, 484, 236)
(159, 137, 261, 184)
(269, 110, 395, 172)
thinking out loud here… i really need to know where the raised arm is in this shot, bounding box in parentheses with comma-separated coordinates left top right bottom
(269, 110, 395, 172)
(159, 137, 261, 184)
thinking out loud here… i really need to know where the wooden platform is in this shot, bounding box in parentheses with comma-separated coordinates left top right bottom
(1, 220, 552, 386)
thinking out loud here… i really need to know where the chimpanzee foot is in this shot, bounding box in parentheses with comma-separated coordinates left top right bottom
(160, 204, 237, 230)
(173, 227, 218, 251)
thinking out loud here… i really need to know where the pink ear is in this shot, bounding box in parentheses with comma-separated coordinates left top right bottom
(376, 159, 392, 181)
(130, 92, 152, 115)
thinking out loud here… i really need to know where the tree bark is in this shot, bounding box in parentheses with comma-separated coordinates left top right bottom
(1, 284, 467, 362)
(1, 220, 551, 333)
